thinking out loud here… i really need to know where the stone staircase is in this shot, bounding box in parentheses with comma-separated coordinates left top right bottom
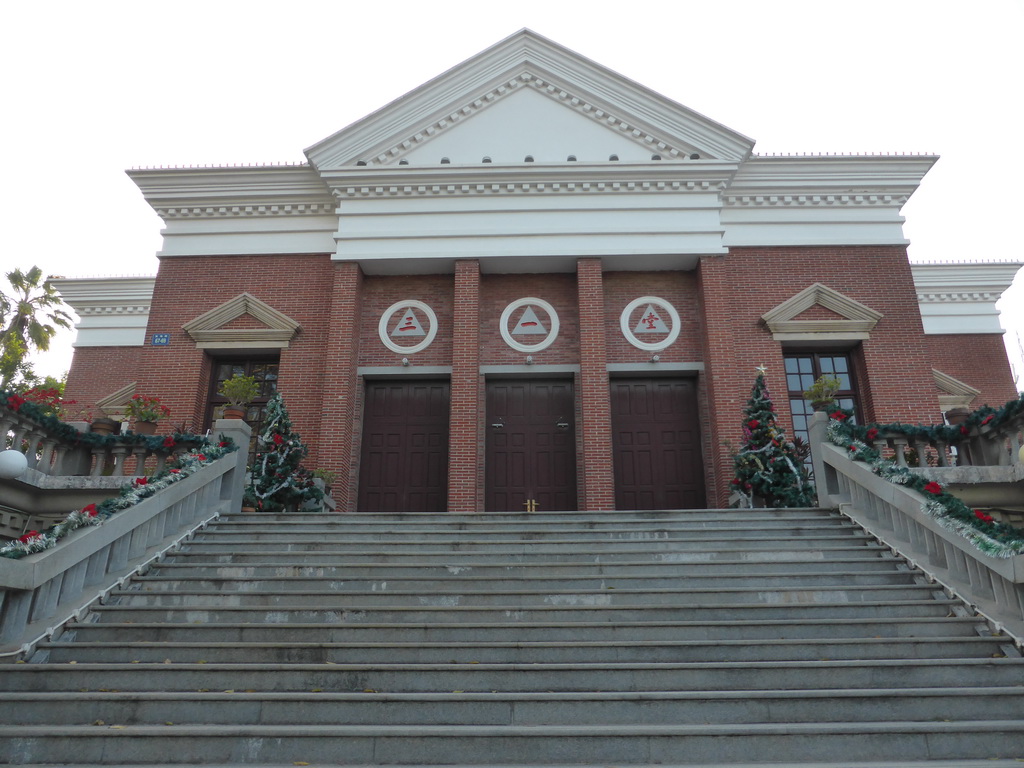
(3, 507, 1024, 766)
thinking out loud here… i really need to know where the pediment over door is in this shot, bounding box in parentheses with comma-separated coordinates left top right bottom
(762, 284, 883, 342)
(182, 293, 301, 350)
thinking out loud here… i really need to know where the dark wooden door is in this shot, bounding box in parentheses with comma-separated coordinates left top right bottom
(486, 380, 577, 512)
(611, 378, 706, 509)
(359, 380, 450, 513)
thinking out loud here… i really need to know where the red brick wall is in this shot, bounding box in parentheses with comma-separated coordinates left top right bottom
(132, 253, 334, 449)
(577, 259, 614, 510)
(698, 245, 941, 506)
(63, 347, 141, 418)
(449, 261, 481, 512)
(926, 334, 1018, 411)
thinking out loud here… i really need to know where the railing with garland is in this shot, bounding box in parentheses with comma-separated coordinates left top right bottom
(0, 390, 251, 658)
(1, 392, 205, 479)
(810, 395, 1024, 641)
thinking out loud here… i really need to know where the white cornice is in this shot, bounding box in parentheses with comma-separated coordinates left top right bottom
(323, 161, 740, 199)
(51, 277, 155, 348)
(725, 156, 937, 204)
(912, 262, 1023, 334)
(127, 166, 334, 220)
(305, 29, 755, 169)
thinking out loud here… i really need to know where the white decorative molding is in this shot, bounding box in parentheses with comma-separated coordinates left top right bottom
(500, 298, 560, 353)
(912, 262, 1023, 335)
(377, 300, 439, 355)
(154, 202, 336, 219)
(619, 296, 682, 352)
(933, 369, 981, 411)
(182, 293, 301, 349)
(51, 277, 155, 348)
(95, 382, 137, 418)
(762, 283, 883, 341)
(305, 29, 755, 170)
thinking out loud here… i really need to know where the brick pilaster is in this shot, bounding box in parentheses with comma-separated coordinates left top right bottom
(318, 261, 363, 512)
(576, 258, 615, 511)
(448, 260, 482, 512)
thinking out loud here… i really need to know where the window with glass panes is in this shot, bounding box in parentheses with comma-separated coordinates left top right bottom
(207, 357, 279, 464)
(785, 352, 860, 460)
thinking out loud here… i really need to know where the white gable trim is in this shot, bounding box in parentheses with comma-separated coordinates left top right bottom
(182, 293, 301, 350)
(762, 283, 883, 342)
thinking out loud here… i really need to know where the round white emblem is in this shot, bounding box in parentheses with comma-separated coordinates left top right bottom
(620, 296, 681, 351)
(500, 297, 560, 353)
(378, 300, 438, 355)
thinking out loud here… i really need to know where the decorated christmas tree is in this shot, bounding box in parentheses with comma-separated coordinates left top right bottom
(248, 392, 323, 512)
(731, 367, 816, 508)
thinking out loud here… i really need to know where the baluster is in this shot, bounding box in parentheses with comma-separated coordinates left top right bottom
(934, 439, 950, 467)
(892, 437, 909, 468)
(912, 439, 929, 467)
(131, 447, 148, 476)
(38, 439, 58, 475)
(23, 430, 44, 469)
(110, 445, 130, 475)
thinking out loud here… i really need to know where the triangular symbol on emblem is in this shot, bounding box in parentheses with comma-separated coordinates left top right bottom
(391, 308, 426, 337)
(513, 306, 547, 335)
(634, 305, 669, 334)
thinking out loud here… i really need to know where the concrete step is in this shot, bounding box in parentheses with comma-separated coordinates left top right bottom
(168, 542, 891, 564)
(144, 555, 905, 579)
(61, 616, 987, 644)
(185, 531, 876, 548)
(34, 635, 1008, 665)
(4, 687, 1024, 727)
(83, 597, 966, 624)
(102, 583, 947, 608)
(124, 569, 920, 593)
(6, 658, 1023, 694)
(220, 508, 841, 524)
(4, 721, 1024, 764)
(202, 520, 861, 537)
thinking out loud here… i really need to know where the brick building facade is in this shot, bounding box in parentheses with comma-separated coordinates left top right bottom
(56, 31, 1020, 511)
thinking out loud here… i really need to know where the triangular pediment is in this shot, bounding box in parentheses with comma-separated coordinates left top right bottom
(933, 369, 980, 411)
(183, 293, 301, 349)
(95, 382, 136, 418)
(305, 29, 754, 170)
(762, 283, 883, 341)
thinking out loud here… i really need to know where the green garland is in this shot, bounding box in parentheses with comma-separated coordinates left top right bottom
(826, 397, 1024, 558)
(0, 439, 237, 560)
(2, 390, 208, 453)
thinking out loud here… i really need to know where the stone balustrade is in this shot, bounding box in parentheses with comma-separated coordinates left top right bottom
(0, 420, 250, 658)
(810, 411, 1024, 640)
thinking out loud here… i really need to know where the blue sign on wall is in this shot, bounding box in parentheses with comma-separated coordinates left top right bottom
(151, 333, 171, 346)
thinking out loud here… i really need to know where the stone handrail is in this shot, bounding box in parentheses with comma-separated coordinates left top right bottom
(0, 405, 196, 478)
(863, 411, 1024, 470)
(0, 420, 250, 658)
(810, 411, 1024, 640)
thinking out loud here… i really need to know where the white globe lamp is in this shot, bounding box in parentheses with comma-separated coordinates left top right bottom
(0, 449, 29, 480)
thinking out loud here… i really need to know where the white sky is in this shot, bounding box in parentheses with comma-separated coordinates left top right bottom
(2, 0, 1023, 386)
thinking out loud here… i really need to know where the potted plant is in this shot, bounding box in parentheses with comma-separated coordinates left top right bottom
(124, 394, 171, 435)
(803, 374, 842, 412)
(217, 374, 260, 419)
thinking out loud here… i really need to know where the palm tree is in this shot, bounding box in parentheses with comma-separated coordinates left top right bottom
(0, 266, 73, 390)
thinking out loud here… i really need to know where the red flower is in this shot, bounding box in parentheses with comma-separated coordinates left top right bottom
(830, 411, 847, 421)
(18, 530, 40, 543)
(923, 481, 942, 495)
(82, 503, 98, 517)
(134, 477, 148, 487)
(218, 441, 228, 448)
(747, 420, 759, 429)
(866, 428, 879, 441)
(730, 478, 740, 485)
(974, 509, 994, 523)
(848, 444, 858, 452)
(8, 394, 26, 411)
(960, 425, 969, 435)
(981, 415, 995, 426)
(162, 437, 176, 448)
(272, 434, 284, 445)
